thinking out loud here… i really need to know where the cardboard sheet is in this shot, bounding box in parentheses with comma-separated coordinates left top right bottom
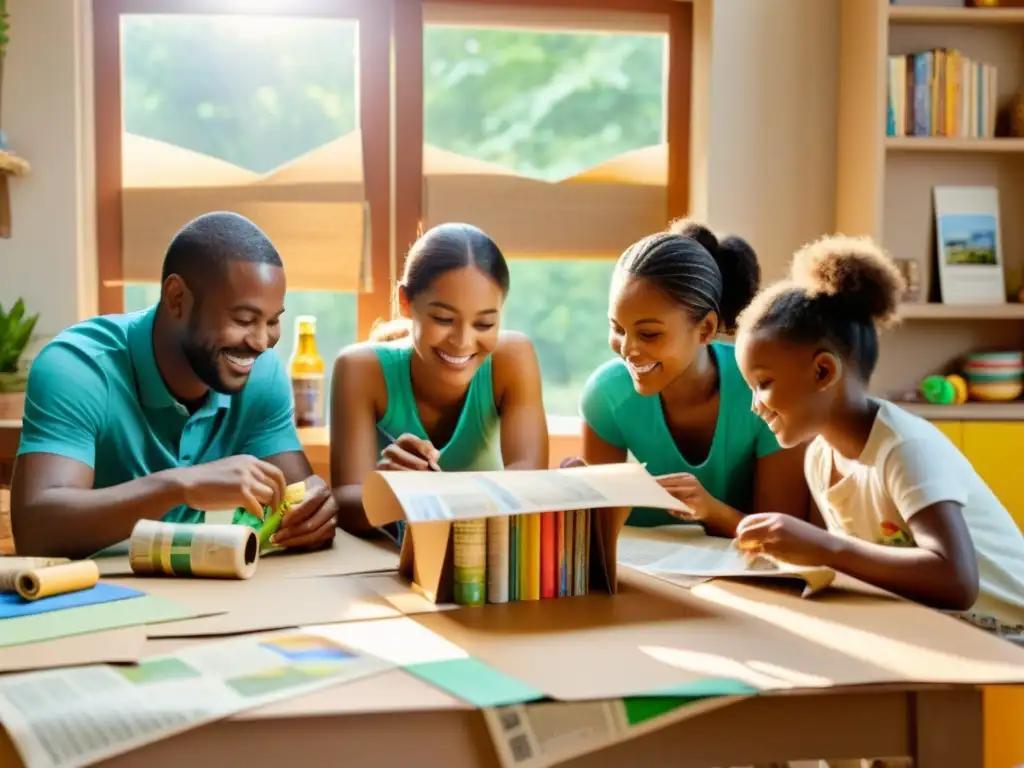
(122, 573, 417, 638)
(255, 531, 399, 579)
(0, 594, 213, 648)
(400, 569, 1024, 703)
(0, 627, 147, 673)
(617, 525, 836, 596)
(94, 530, 400, 580)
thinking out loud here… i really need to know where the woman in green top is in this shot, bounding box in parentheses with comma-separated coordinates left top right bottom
(573, 219, 809, 536)
(331, 222, 549, 537)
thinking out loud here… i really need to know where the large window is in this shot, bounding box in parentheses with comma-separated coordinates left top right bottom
(98, 0, 689, 423)
(118, 14, 361, 398)
(421, 19, 670, 417)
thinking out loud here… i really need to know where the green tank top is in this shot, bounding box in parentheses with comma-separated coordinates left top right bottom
(373, 340, 504, 472)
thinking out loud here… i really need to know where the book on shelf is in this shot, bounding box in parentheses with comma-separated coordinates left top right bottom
(887, 48, 997, 139)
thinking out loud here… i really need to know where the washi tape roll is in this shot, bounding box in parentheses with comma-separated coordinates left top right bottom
(128, 520, 260, 579)
(14, 560, 101, 601)
(0, 557, 71, 592)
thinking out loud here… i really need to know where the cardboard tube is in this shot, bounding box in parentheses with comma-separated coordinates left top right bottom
(0, 557, 72, 592)
(14, 561, 100, 601)
(128, 520, 260, 579)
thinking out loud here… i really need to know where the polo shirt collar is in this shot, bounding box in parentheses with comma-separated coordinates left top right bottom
(127, 304, 232, 414)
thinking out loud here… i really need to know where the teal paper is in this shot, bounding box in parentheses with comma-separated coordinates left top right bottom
(636, 678, 759, 698)
(404, 657, 545, 708)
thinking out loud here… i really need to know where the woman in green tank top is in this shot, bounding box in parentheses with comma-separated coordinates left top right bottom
(569, 219, 810, 537)
(330, 223, 549, 537)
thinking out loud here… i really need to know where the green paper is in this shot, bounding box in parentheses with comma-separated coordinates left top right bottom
(636, 678, 759, 699)
(404, 657, 545, 708)
(0, 594, 205, 648)
(622, 696, 705, 726)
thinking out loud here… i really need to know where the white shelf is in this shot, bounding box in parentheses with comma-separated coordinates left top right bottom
(886, 137, 1024, 152)
(899, 302, 1024, 319)
(899, 401, 1024, 420)
(889, 6, 1024, 25)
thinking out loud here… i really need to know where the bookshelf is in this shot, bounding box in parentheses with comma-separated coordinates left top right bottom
(837, 0, 1024, 408)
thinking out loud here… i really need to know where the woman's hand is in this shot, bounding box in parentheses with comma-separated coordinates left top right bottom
(734, 512, 835, 567)
(656, 473, 744, 536)
(377, 434, 441, 472)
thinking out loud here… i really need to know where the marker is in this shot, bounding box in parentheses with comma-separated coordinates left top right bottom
(376, 424, 441, 472)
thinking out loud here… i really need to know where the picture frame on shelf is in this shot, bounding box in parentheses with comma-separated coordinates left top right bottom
(933, 185, 1007, 306)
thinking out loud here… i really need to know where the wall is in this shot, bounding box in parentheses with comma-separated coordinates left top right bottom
(691, 0, 840, 284)
(0, 0, 838, 338)
(0, 0, 95, 344)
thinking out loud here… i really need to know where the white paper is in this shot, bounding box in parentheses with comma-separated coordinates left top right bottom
(616, 525, 836, 595)
(483, 695, 746, 768)
(0, 628, 394, 768)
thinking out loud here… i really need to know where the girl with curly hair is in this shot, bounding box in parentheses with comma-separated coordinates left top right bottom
(734, 234, 1024, 635)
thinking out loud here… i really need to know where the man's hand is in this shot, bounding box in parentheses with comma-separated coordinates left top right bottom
(377, 433, 441, 471)
(272, 475, 338, 551)
(734, 512, 836, 567)
(173, 455, 286, 521)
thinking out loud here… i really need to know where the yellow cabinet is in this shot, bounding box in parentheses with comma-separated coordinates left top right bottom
(961, 422, 1024, 531)
(933, 420, 963, 451)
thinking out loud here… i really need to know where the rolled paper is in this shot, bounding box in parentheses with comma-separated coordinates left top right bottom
(14, 560, 100, 601)
(0, 557, 72, 592)
(128, 520, 260, 580)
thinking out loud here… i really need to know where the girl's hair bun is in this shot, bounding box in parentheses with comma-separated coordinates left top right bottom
(791, 234, 905, 329)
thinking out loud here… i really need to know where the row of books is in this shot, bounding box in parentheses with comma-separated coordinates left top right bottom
(886, 48, 998, 138)
(452, 510, 592, 605)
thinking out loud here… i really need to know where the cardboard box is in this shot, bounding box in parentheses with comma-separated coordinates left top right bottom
(361, 463, 690, 603)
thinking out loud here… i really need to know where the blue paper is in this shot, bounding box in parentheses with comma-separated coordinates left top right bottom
(0, 582, 145, 619)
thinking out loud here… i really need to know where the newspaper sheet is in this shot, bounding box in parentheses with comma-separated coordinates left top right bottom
(0, 628, 394, 768)
(362, 462, 691, 526)
(617, 525, 836, 596)
(483, 694, 747, 768)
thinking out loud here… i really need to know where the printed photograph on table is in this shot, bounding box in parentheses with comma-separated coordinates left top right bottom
(258, 634, 356, 664)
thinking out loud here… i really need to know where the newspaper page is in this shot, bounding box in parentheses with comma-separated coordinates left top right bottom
(363, 462, 691, 526)
(0, 628, 394, 768)
(617, 525, 836, 596)
(483, 694, 747, 768)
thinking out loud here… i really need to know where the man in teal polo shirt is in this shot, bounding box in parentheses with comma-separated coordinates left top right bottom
(11, 212, 339, 558)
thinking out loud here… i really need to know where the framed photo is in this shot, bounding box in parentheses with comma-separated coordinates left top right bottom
(933, 186, 1006, 305)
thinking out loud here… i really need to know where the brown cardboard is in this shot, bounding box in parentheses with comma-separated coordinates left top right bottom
(399, 567, 1024, 702)
(0, 627, 147, 673)
(361, 463, 690, 602)
(107, 573, 411, 638)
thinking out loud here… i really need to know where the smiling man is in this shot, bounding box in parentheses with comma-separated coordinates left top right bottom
(11, 212, 338, 558)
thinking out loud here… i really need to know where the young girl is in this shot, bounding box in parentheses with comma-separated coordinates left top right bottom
(330, 222, 549, 536)
(734, 233, 1024, 634)
(573, 219, 810, 536)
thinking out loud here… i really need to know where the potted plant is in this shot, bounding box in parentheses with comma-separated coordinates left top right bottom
(0, 298, 38, 420)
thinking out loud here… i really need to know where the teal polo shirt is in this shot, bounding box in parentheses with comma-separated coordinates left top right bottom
(17, 304, 303, 523)
(579, 341, 782, 526)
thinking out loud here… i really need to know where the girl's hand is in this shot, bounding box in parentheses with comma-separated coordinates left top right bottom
(377, 433, 441, 472)
(559, 456, 587, 469)
(734, 513, 835, 567)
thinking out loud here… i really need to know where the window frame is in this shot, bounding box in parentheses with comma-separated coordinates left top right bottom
(92, 0, 394, 339)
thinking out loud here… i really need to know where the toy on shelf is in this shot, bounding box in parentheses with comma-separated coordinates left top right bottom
(920, 374, 968, 405)
(962, 351, 1024, 402)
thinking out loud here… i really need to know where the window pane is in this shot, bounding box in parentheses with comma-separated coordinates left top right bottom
(120, 14, 361, 418)
(423, 24, 667, 417)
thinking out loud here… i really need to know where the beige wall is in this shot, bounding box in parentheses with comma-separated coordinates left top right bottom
(0, 0, 839, 341)
(0, 0, 95, 342)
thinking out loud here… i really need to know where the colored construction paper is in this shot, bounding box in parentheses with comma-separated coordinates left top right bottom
(0, 594, 210, 648)
(0, 583, 145, 620)
(404, 657, 545, 708)
(634, 678, 760, 699)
